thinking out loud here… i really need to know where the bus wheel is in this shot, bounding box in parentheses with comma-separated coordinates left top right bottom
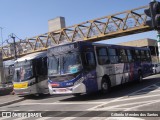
(101, 78, 110, 94)
(137, 72, 143, 82)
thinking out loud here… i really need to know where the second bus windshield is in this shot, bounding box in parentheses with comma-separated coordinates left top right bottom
(14, 61, 33, 82)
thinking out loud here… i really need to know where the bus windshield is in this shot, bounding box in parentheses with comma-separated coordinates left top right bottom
(48, 56, 59, 76)
(48, 52, 82, 76)
(13, 61, 33, 82)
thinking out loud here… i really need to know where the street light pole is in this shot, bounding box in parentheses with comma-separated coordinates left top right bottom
(11, 33, 17, 60)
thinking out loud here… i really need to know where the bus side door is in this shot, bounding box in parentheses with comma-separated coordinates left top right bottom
(82, 51, 98, 93)
(35, 57, 48, 92)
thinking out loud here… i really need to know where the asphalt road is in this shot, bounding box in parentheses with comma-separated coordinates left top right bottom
(0, 74, 160, 120)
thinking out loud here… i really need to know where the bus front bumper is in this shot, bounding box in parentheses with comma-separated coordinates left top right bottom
(14, 85, 38, 95)
(48, 83, 86, 95)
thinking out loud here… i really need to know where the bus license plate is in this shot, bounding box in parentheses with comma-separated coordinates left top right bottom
(14, 82, 28, 89)
(58, 89, 67, 92)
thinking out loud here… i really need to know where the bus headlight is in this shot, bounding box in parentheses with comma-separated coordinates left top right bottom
(74, 77, 84, 86)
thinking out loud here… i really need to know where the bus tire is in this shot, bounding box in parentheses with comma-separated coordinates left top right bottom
(137, 71, 143, 82)
(101, 77, 110, 94)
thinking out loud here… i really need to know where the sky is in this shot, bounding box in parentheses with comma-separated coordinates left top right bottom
(0, 0, 159, 45)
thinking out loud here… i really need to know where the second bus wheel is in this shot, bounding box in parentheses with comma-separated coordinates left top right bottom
(101, 78, 110, 94)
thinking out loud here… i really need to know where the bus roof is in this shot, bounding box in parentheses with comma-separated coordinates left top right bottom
(48, 41, 149, 50)
(15, 51, 47, 62)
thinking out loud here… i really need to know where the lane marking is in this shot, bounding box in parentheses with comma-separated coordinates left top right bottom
(12, 117, 29, 120)
(107, 107, 128, 110)
(87, 96, 126, 110)
(124, 100, 160, 111)
(128, 83, 160, 96)
(130, 89, 160, 95)
(52, 79, 160, 120)
(20, 101, 106, 105)
(94, 99, 160, 110)
(0, 117, 14, 120)
(61, 117, 76, 120)
(134, 87, 158, 91)
(36, 117, 52, 120)
(23, 110, 35, 111)
(112, 94, 160, 102)
(12, 110, 21, 111)
(88, 81, 160, 110)
(0, 109, 21, 111)
(44, 110, 50, 111)
(0, 110, 7, 111)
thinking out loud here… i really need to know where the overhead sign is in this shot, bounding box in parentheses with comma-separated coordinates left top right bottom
(48, 43, 78, 56)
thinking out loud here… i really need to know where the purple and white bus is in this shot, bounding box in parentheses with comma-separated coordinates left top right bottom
(47, 41, 152, 96)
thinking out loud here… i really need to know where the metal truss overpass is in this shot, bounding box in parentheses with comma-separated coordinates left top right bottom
(1, 5, 153, 60)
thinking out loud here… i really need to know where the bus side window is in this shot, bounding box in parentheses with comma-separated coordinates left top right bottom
(127, 49, 133, 62)
(108, 48, 118, 64)
(141, 50, 146, 61)
(146, 50, 151, 61)
(135, 50, 141, 61)
(84, 52, 96, 69)
(96, 47, 110, 65)
(118, 49, 128, 63)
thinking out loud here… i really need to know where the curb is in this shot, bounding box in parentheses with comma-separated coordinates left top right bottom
(0, 97, 25, 107)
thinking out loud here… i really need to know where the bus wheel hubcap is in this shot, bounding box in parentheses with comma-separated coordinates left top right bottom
(102, 82, 108, 90)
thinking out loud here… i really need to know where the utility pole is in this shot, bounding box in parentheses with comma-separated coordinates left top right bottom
(0, 27, 4, 84)
(11, 33, 17, 60)
(0, 27, 3, 47)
